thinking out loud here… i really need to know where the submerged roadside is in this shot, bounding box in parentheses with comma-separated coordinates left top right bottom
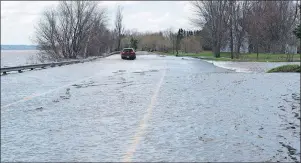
(156, 52, 300, 73)
(201, 60, 301, 73)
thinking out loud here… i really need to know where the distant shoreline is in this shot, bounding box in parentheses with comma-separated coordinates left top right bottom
(1, 49, 38, 51)
(1, 45, 37, 50)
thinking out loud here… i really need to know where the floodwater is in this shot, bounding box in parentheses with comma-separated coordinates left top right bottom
(1, 53, 300, 162)
(1, 50, 41, 68)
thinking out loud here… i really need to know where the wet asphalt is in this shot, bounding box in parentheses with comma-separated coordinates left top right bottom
(1, 52, 300, 162)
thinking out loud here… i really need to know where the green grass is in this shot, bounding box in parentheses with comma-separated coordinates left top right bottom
(157, 51, 301, 62)
(267, 64, 301, 73)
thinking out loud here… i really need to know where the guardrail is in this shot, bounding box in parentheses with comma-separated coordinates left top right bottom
(106, 51, 121, 56)
(1, 51, 121, 75)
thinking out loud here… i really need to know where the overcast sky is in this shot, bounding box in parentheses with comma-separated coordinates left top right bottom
(1, 1, 198, 45)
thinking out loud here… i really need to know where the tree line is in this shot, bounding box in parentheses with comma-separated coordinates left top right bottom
(33, 1, 205, 61)
(191, 1, 300, 60)
(34, 1, 300, 61)
(119, 28, 203, 54)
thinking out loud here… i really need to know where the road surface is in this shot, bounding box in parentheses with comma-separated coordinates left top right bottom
(1, 53, 300, 162)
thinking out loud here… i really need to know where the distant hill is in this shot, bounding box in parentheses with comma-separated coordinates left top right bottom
(1, 45, 37, 50)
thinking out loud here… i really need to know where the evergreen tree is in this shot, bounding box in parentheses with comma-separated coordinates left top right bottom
(130, 37, 138, 50)
(176, 28, 184, 55)
(294, 24, 301, 39)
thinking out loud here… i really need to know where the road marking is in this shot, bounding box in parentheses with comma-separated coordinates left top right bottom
(122, 68, 166, 162)
(1, 72, 104, 109)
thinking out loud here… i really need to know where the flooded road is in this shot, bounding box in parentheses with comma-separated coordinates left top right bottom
(1, 53, 300, 162)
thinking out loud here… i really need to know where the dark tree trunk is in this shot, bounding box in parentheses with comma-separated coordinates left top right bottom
(256, 36, 259, 60)
(236, 41, 242, 59)
(297, 38, 301, 54)
(230, 1, 234, 59)
(117, 38, 121, 51)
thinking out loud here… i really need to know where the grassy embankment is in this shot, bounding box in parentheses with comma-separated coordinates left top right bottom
(157, 51, 301, 62)
(267, 64, 300, 73)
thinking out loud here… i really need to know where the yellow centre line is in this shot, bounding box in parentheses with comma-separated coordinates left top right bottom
(23, 96, 32, 100)
(122, 68, 166, 162)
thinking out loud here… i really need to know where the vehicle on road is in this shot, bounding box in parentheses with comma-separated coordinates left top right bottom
(121, 48, 136, 60)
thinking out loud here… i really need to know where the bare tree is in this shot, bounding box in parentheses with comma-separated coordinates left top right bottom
(200, 23, 212, 51)
(34, 1, 109, 61)
(245, 1, 266, 59)
(181, 35, 202, 53)
(35, 8, 61, 62)
(163, 28, 176, 53)
(245, 1, 298, 60)
(233, 1, 251, 58)
(115, 5, 124, 51)
(191, 1, 230, 58)
(190, 0, 299, 60)
(87, 11, 110, 55)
